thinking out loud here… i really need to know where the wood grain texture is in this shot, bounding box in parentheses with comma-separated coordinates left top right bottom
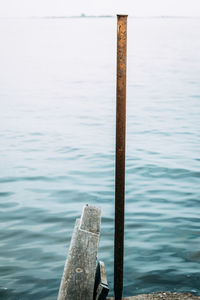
(57, 205, 101, 300)
(80, 204, 101, 234)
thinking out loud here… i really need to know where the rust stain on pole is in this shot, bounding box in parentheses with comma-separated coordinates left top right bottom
(114, 14, 128, 300)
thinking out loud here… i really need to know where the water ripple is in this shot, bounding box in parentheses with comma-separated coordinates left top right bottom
(0, 17, 200, 299)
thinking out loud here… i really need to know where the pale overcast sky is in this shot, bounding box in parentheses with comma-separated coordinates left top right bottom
(0, 0, 200, 17)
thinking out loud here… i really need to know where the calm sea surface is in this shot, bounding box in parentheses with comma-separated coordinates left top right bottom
(0, 17, 200, 299)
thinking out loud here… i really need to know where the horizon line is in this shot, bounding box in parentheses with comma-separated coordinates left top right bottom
(1, 15, 200, 19)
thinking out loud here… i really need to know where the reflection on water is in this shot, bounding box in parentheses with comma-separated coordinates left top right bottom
(0, 17, 200, 299)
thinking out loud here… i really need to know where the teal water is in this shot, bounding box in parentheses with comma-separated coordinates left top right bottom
(0, 17, 200, 299)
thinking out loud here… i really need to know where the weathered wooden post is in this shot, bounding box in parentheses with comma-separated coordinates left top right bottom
(57, 205, 101, 300)
(114, 14, 128, 300)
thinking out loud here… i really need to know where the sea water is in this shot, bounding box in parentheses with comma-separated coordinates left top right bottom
(0, 17, 200, 299)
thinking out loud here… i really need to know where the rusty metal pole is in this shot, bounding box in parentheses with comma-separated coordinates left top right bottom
(114, 14, 128, 300)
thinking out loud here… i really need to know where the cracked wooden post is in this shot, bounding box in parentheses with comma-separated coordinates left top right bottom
(57, 205, 101, 300)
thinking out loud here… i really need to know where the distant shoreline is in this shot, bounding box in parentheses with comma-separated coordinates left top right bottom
(1, 15, 200, 20)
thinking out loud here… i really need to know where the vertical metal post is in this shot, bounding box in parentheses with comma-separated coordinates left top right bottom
(114, 14, 128, 300)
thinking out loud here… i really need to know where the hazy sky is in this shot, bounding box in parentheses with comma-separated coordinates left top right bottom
(0, 0, 200, 17)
